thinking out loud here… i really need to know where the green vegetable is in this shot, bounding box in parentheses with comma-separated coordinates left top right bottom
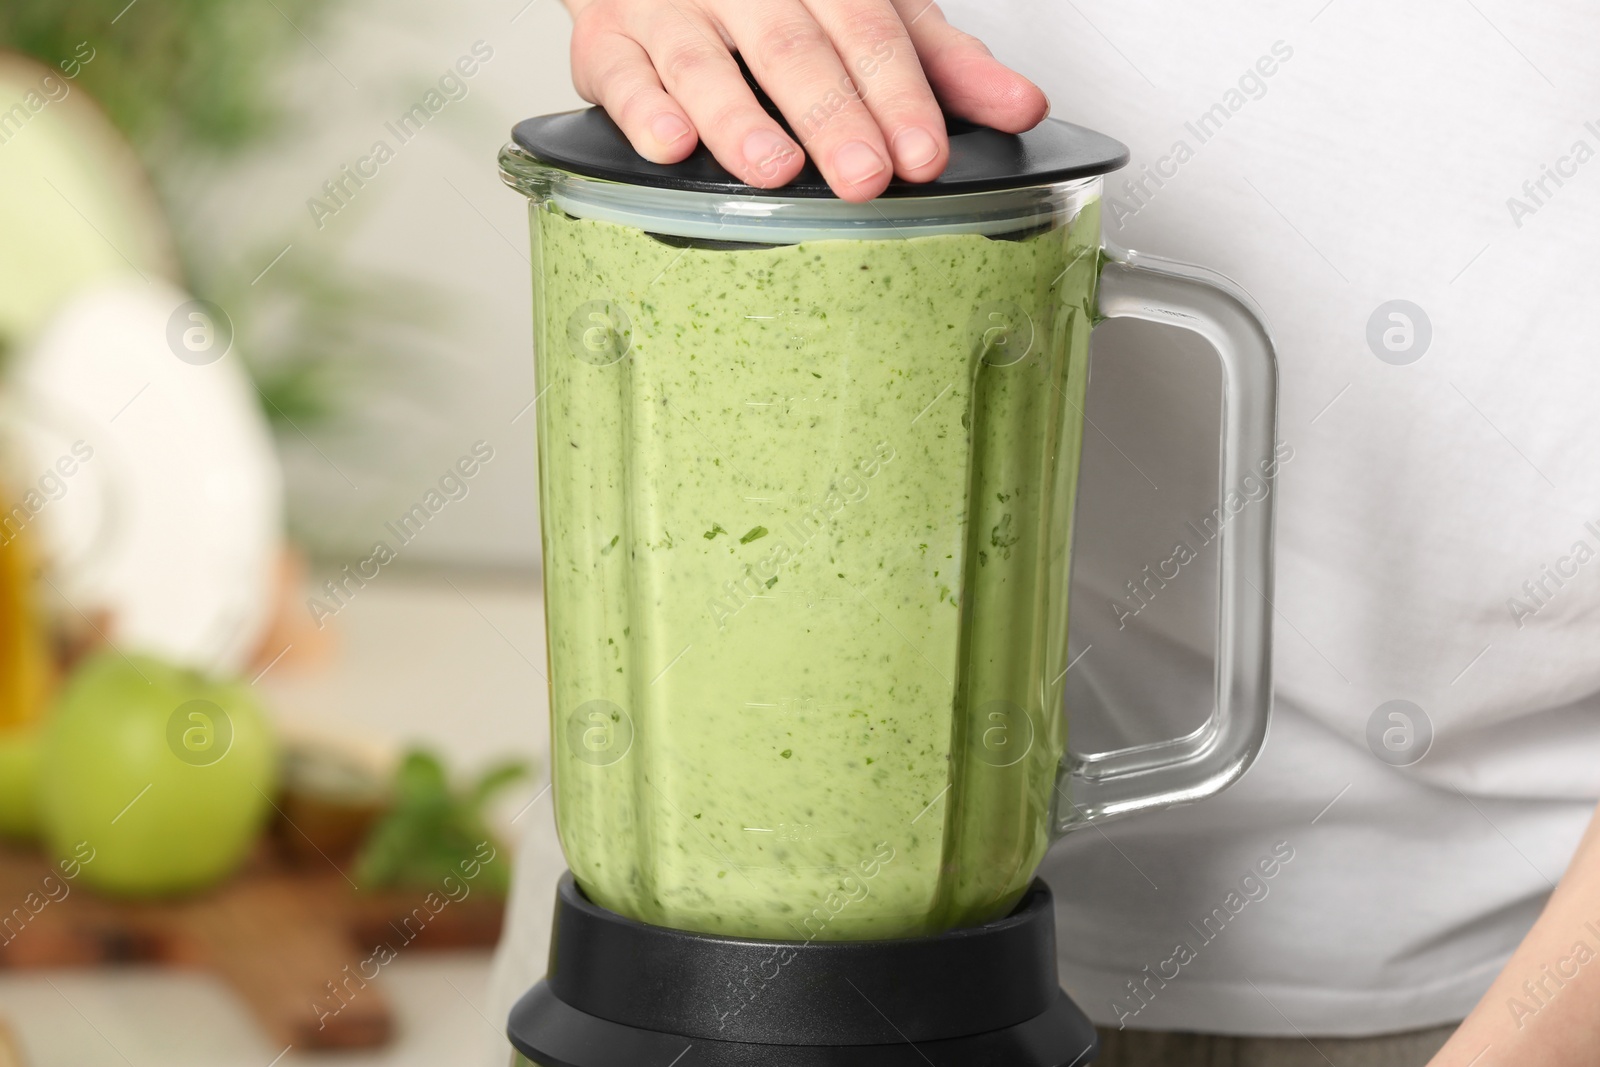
(353, 749, 529, 894)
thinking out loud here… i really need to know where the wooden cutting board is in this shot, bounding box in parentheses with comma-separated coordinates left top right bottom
(0, 843, 505, 1050)
(0, 1018, 22, 1067)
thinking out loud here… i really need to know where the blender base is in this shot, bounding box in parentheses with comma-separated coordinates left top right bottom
(507, 873, 1098, 1067)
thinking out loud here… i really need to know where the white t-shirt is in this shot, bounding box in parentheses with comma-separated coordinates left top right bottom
(940, 0, 1600, 1035)
(490, 0, 1600, 1041)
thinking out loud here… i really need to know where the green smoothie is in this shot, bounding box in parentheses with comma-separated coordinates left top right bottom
(532, 196, 1099, 940)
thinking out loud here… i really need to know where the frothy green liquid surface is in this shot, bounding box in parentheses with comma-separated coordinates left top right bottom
(534, 200, 1098, 940)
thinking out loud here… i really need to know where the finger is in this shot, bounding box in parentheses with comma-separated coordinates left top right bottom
(802, 0, 948, 181)
(720, 0, 895, 201)
(626, 6, 806, 189)
(890, 0, 1049, 133)
(572, 30, 698, 164)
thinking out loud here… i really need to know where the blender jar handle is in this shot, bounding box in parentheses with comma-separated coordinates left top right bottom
(1053, 245, 1279, 834)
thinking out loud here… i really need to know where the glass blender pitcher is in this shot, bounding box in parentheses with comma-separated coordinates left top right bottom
(501, 106, 1275, 1067)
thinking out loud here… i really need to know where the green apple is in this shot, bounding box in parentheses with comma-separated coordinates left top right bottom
(0, 724, 43, 840)
(39, 651, 277, 896)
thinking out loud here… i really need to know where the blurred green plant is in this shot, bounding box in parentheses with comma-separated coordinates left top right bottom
(354, 749, 529, 895)
(0, 0, 327, 154)
(0, 0, 441, 437)
(209, 243, 445, 437)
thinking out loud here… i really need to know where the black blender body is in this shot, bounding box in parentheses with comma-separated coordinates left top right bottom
(508, 874, 1095, 1067)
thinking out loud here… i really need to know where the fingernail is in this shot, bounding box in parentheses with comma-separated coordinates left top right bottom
(652, 113, 691, 147)
(744, 129, 798, 178)
(835, 140, 888, 188)
(892, 126, 941, 170)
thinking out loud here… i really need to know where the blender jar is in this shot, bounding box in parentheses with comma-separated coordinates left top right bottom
(500, 112, 1276, 942)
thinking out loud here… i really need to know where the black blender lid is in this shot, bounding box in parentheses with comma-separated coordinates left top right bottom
(511, 106, 1129, 199)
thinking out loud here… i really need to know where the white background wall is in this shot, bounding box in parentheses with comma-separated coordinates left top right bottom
(187, 0, 584, 569)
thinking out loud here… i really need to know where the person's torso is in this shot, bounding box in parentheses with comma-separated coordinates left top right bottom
(941, 0, 1600, 1034)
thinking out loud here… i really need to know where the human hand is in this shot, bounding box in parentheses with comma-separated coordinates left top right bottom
(562, 0, 1049, 201)
(1422, 800, 1600, 1067)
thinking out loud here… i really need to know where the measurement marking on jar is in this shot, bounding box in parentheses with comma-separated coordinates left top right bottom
(746, 396, 824, 407)
(753, 588, 840, 608)
(743, 699, 848, 713)
(736, 863, 860, 871)
(742, 824, 849, 841)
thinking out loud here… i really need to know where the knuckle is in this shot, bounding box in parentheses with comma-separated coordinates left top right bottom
(658, 40, 718, 85)
(871, 83, 940, 122)
(797, 114, 869, 151)
(753, 18, 831, 71)
(608, 77, 656, 125)
(785, 79, 875, 146)
(839, 7, 905, 52)
(706, 99, 759, 139)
